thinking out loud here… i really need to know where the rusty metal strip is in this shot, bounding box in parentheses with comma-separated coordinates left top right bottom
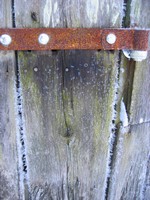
(0, 28, 149, 51)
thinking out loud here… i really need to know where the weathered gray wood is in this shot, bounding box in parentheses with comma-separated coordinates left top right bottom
(108, 123, 150, 200)
(0, 1, 19, 199)
(14, 0, 124, 199)
(108, 1, 150, 199)
(130, 0, 150, 124)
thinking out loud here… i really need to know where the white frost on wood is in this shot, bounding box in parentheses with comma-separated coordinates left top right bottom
(120, 98, 129, 127)
(130, 51, 148, 62)
(86, 0, 99, 25)
(14, 71, 30, 198)
(43, 0, 52, 27)
(104, 63, 119, 199)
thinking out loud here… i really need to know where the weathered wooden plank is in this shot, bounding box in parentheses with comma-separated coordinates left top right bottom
(14, 0, 123, 199)
(0, 1, 19, 199)
(129, 0, 150, 124)
(108, 123, 150, 200)
(108, 0, 150, 199)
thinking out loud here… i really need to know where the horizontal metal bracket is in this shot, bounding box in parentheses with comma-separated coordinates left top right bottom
(0, 28, 149, 51)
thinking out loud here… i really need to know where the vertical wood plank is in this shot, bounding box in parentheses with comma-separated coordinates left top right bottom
(0, 1, 19, 199)
(14, 0, 124, 199)
(108, 0, 150, 199)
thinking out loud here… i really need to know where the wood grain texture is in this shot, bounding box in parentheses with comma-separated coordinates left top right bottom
(14, 0, 123, 199)
(0, 1, 19, 199)
(129, 0, 150, 124)
(108, 0, 150, 199)
(108, 123, 150, 200)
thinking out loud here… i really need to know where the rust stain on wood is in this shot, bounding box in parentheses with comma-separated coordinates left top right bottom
(0, 28, 149, 50)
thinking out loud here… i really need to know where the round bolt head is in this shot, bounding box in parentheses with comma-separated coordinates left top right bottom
(106, 33, 117, 44)
(38, 33, 50, 45)
(0, 34, 12, 46)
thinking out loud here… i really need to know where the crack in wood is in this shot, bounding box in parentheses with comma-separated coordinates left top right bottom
(11, 0, 30, 199)
(61, 51, 74, 139)
(130, 120, 150, 127)
(105, 1, 134, 199)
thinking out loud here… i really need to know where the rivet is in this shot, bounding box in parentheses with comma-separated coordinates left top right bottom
(0, 34, 12, 46)
(106, 33, 116, 44)
(38, 33, 50, 45)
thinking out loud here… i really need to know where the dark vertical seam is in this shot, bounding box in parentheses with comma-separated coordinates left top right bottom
(104, 1, 133, 199)
(11, 0, 30, 199)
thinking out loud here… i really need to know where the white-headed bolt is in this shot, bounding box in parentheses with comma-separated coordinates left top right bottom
(106, 33, 117, 44)
(0, 34, 12, 46)
(38, 33, 50, 45)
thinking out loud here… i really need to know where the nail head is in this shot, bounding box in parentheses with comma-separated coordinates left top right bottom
(38, 33, 50, 45)
(0, 34, 12, 46)
(106, 33, 116, 44)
